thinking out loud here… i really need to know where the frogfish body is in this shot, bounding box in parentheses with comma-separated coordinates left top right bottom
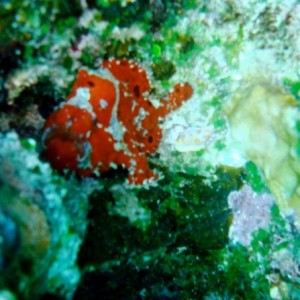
(43, 59, 193, 184)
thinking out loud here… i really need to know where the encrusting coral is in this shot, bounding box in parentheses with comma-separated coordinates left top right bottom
(228, 184, 275, 246)
(225, 81, 300, 219)
(43, 59, 193, 184)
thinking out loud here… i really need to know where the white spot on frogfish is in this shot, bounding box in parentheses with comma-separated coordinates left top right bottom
(68, 87, 96, 119)
(99, 99, 108, 109)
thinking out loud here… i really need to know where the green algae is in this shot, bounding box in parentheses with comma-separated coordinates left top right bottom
(151, 60, 176, 80)
(150, 43, 161, 59)
(104, 39, 138, 59)
(75, 168, 300, 299)
(76, 167, 244, 298)
(244, 161, 269, 194)
(284, 78, 300, 102)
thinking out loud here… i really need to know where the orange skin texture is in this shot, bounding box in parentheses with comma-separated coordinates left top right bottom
(43, 59, 193, 184)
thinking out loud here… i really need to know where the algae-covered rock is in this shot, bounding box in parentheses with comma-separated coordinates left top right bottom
(151, 60, 176, 80)
(0, 132, 94, 299)
(2, 0, 300, 298)
(76, 166, 245, 298)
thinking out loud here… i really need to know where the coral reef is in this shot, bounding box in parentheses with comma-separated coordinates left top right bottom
(0, 0, 300, 298)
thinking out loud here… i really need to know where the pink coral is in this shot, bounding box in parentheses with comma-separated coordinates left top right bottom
(228, 184, 275, 246)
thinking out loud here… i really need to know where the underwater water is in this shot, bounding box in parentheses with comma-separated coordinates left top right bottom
(0, 0, 300, 299)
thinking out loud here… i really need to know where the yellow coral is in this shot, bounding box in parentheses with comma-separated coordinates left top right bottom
(225, 81, 300, 218)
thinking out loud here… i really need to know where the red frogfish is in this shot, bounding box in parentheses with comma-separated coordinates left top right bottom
(43, 59, 193, 184)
